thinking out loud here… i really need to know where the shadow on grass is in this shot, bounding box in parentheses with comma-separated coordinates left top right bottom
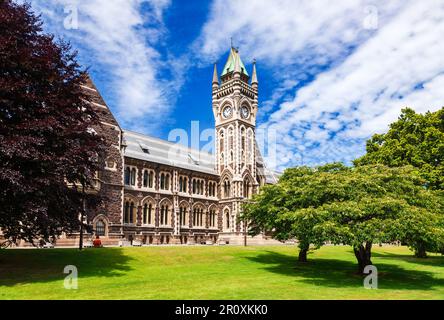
(0, 248, 133, 287)
(371, 250, 444, 267)
(245, 250, 444, 291)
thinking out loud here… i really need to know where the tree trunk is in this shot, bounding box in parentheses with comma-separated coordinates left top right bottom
(415, 243, 427, 258)
(298, 243, 309, 262)
(353, 242, 373, 274)
(79, 214, 84, 251)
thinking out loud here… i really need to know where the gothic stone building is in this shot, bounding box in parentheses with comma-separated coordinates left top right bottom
(81, 47, 279, 246)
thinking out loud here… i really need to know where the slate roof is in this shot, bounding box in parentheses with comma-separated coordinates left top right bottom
(123, 130, 218, 175)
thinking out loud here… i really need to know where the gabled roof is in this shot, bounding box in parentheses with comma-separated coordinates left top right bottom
(123, 130, 217, 175)
(221, 47, 249, 77)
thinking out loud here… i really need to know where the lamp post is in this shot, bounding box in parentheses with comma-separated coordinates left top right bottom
(79, 183, 85, 251)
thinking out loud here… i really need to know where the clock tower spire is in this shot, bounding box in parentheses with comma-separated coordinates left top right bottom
(212, 47, 259, 241)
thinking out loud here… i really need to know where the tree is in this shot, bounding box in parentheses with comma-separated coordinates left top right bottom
(354, 107, 444, 190)
(0, 1, 104, 246)
(244, 164, 444, 274)
(300, 165, 443, 273)
(243, 163, 347, 262)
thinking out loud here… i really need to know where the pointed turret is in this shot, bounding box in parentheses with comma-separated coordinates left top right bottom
(212, 63, 219, 90)
(221, 47, 249, 83)
(251, 59, 258, 89)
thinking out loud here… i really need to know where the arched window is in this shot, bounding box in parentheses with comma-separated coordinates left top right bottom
(160, 205, 164, 224)
(96, 220, 105, 236)
(193, 179, 196, 194)
(179, 206, 188, 226)
(130, 168, 136, 186)
(165, 174, 170, 190)
(224, 210, 230, 231)
(201, 209, 204, 226)
(243, 180, 251, 198)
(209, 209, 217, 227)
(223, 179, 231, 198)
(201, 181, 204, 195)
(149, 171, 154, 188)
(228, 127, 234, 150)
(179, 177, 183, 192)
(124, 201, 129, 223)
(192, 207, 204, 227)
(241, 127, 246, 151)
(219, 130, 224, 152)
(241, 126, 246, 167)
(124, 167, 130, 185)
(208, 182, 212, 197)
(125, 201, 135, 224)
(160, 173, 165, 189)
(183, 177, 187, 192)
(142, 203, 153, 224)
(247, 130, 253, 165)
(143, 170, 149, 188)
(220, 152, 224, 167)
(143, 203, 153, 225)
(160, 205, 168, 225)
(129, 202, 134, 223)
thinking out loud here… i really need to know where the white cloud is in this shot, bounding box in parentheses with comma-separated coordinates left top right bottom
(197, 0, 444, 170)
(196, 0, 404, 65)
(29, 0, 172, 132)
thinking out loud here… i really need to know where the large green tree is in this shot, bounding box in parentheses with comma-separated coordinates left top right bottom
(243, 164, 444, 274)
(243, 163, 347, 262)
(354, 107, 444, 190)
(0, 1, 104, 246)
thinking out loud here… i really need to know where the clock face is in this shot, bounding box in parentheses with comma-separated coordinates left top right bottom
(241, 106, 250, 119)
(222, 106, 232, 118)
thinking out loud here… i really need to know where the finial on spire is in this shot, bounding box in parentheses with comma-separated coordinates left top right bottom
(212, 62, 219, 89)
(251, 59, 258, 87)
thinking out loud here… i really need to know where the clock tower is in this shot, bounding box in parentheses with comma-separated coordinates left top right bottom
(212, 47, 259, 242)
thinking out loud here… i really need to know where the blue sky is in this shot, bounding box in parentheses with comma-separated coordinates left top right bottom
(28, 0, 444, 171)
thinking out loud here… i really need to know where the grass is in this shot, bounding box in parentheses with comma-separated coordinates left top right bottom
(0, 245, 444, 299)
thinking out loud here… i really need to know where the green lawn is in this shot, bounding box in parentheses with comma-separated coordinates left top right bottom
(1, 245, 444, 299)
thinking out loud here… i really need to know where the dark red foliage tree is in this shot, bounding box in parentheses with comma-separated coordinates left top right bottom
(0, 1, 104, 246)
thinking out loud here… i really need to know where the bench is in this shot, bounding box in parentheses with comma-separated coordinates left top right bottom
(132, 240, 142, 247)
(83, 241, 93, 248)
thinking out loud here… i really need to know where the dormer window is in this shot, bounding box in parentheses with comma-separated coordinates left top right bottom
(188, 153, 199, 165)
(138, 141, 150, 154)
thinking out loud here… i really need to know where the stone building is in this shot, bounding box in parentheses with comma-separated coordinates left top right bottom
(48, 47, 279, 246)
